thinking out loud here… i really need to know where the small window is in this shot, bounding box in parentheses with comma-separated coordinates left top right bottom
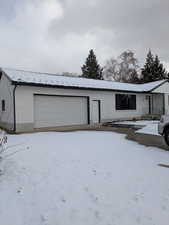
(116, 94, 136, 110)
(2, 100, 5, 111)
(0, 72, 2, 80)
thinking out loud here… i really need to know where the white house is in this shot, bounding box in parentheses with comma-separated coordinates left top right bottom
(0, 67, 168, 133)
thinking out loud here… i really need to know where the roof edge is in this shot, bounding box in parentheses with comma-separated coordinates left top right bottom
(12, 81, 150, 94)
(149, 80, 168, 92)
(0, 68, 13, 83)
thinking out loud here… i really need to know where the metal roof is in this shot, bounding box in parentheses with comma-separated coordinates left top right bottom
(1, 67, 167, 93)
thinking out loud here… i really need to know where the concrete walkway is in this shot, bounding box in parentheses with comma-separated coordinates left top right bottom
(95, 125, 169, 151)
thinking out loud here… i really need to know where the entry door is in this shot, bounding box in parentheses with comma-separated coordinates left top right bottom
(92, 100, 101, 124)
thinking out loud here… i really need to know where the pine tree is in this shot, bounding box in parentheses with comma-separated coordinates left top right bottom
(141, 50, 154, 83)
(153, 55, 167, 80)
(81, 49, 103, 79)
(141, 50, 168, 83)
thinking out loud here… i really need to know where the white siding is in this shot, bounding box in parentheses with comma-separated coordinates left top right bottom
(92, 101, 100, 123)
(153, 82, 169, 114)
(152, 94, 164, 114)
(0, 73, 14, 130)
(15, 85, 149, 131)
(152, 82, 169, 94)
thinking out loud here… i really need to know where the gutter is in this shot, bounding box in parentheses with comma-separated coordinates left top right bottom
(11, 81, 150, 94)
(13, 84, 17, 132)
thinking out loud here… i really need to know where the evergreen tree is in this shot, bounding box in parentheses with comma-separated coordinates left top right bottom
(81, 49, 103, 79)
(153, 55, 167, 80)
(141, 50, 154, 83)
(141, 50, 168, 83)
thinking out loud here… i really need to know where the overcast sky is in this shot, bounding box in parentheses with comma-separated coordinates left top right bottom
(0, 0, 169, 74)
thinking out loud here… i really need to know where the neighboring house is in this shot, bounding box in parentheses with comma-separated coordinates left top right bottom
(0, 67, 168, 133)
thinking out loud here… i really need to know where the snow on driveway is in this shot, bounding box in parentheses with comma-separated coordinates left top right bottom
(114, 120, 160, 136)
(0, 131, 169, 225)
(114, 120, 159, 126)
(136, 121, 160, 136)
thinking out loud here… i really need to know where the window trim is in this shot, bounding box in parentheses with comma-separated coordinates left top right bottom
(115, 94, 136, 111)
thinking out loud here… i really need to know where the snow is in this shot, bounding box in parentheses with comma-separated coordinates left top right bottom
(114, 120, 160, 136)
(2, 67, 166, 92)
(0, 131, 169, 225)
(136, 123, 160, 136)
(114, 120, 158, 126)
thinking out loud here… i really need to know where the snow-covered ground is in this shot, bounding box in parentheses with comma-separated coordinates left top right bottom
(114, 120, 159, 136)
(136, 122, 160, 136)
(0, 131, 169, 225)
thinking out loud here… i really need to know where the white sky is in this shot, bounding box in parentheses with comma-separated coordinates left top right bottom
(0, 0, 169, 74)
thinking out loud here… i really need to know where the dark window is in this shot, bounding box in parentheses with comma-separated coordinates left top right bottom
(2, 100, 5, 111)
(116, 94, 136, 110)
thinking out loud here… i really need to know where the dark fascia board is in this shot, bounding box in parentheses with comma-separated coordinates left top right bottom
(149, 80, 168, 92)
(11, 80, 151, 94)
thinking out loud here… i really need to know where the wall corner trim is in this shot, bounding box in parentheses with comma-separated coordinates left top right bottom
(13, 84, 17, 132)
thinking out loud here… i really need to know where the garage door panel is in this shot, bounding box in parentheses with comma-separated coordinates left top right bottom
(34, 95, 88, 128)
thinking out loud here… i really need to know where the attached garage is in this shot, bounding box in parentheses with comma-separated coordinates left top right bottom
(34, 95, 89, 128)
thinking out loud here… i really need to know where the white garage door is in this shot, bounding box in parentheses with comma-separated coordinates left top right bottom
(34, 95, 88, 128)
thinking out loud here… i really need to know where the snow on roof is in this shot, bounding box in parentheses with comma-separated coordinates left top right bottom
(1, 67, 167, 93)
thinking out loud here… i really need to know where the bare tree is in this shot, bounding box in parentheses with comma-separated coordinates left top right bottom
(102, 58, 119, 81)
(103, 50, 141, 83)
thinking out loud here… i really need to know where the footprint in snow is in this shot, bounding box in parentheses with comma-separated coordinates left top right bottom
(84, 187, 89, 192)
(84, 187, 99, 204)
(132, 193, 144, 203)
(92, 169, 97, 175)
(94, 210, 102, 220)
(0, 169, 3, 176)
(17, 187, 23, 193)
(90, 193, 99, 204)
(60, 196, 66, 203)
(40, 215, 48, 225)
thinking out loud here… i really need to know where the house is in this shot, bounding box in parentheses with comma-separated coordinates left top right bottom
(0, 67, 168, 133)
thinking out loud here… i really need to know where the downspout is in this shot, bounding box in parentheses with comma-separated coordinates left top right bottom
(13, 84, 17, 132)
